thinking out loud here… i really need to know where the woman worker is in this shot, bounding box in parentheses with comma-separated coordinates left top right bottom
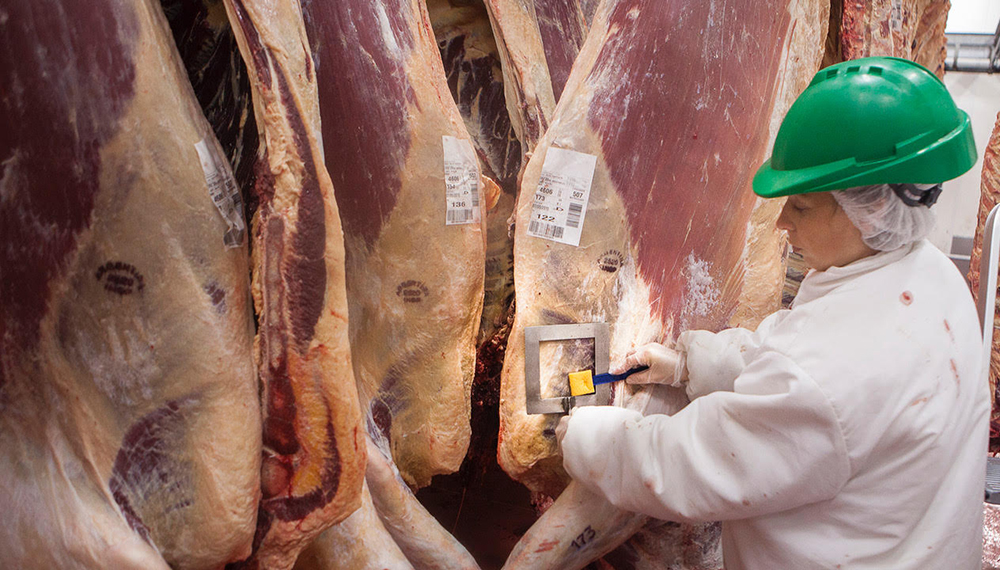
(556, 56, 989, 569)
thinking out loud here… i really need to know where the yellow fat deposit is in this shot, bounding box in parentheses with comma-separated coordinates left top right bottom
(568, 370, 596, 396)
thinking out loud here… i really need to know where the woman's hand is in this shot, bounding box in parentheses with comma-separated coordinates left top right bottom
(556, 415, 571, 451)
(613, 343, 684, 386)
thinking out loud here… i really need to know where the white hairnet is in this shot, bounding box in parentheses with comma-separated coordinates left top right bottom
(831, 184, 937, 252)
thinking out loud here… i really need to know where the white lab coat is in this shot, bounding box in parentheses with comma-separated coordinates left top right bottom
(561, 240, 989, 569)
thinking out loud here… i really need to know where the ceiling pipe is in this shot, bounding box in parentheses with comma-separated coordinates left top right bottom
(945, 23, 1000, 73)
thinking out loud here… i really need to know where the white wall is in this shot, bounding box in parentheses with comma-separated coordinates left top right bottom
(927, 72, 1000, 254)
(946, 0, 1000, 33)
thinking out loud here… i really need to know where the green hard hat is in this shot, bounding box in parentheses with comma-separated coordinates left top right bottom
(753, 56, 977, 198)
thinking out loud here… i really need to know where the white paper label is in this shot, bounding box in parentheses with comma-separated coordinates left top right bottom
(890, 0, 903, 32)
(526, 147, 597, 246)
(195, 139, 246, 248)
(442, 135, 481, 225)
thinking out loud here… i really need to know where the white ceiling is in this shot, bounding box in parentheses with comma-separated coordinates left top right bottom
(946, 0, 1000, 34)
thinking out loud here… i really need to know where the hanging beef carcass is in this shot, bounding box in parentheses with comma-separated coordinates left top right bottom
(972, 115, 1000, 570)
(220, 1, 483, 568)
(427, 0, 520, 351)
(218, 0, 368, 568)
(427, 0, 595, 384)
(838, 0, 950, 76)
(299, 0, 487, 489)
(497, 0, 827, 498)
(969, 114, 1000, 443)
(494, 0, 828, 566)
(0, 0, 260, 568)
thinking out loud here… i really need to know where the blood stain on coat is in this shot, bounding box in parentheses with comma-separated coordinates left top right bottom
(950, 359, 960, 386)
(900, 291, 913, 305)
(944, 319, 954, 343)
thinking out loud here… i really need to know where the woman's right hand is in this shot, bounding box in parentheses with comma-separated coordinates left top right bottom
(613, 343, 685, 386)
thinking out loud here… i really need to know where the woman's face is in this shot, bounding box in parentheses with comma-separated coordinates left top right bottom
(776, 192, 877, 271)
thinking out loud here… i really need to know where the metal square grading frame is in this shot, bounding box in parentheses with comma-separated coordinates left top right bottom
(524, 322, 610, 415)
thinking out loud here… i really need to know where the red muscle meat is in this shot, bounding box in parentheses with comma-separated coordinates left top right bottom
(532, 0, 590, 102)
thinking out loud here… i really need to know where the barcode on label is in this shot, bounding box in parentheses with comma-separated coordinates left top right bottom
(566, 202, 583, 228)
(528, 220, 564, 239)
(448, 209, 475, 224)
(525, 147, 596, 246)
(442, 135, 481, 226)
(195, 139, 246, 248)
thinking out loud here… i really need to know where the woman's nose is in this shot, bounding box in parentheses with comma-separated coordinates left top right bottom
(776, 202, 793, 232)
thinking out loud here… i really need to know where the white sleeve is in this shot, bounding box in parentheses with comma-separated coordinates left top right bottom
(679, 309, 789, 399)
(560, 350, 850, 524)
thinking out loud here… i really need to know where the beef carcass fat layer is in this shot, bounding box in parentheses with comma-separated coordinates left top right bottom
(0, 0, 260, 567)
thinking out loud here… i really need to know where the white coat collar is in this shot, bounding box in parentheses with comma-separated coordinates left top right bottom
(792, 241, 920, 307)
